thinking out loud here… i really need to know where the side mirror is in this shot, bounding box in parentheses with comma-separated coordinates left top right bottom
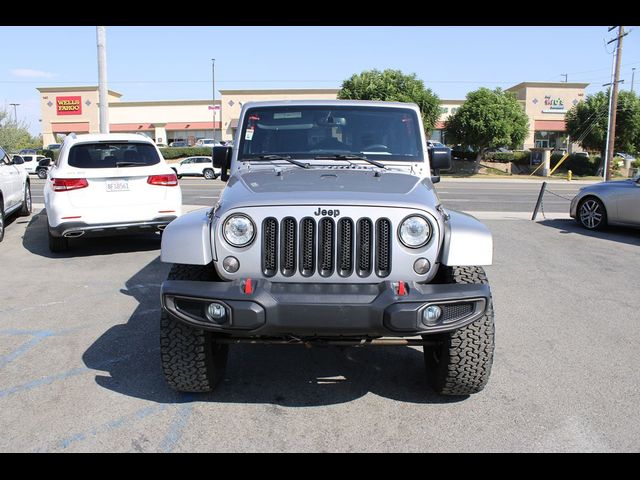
(12, 157, 24, 165)
(428, 146, 452, 171)
(213, 145, 231, 182)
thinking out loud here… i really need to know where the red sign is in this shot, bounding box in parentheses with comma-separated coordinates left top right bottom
(56, 96, 82, 116)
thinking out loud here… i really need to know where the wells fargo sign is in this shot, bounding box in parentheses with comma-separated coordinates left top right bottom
(56, 96, 82, 115)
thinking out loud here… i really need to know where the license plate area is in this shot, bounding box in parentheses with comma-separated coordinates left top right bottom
(106, 179, 129, 192)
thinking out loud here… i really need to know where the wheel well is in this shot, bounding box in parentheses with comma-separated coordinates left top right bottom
(578, 194, 608, 220)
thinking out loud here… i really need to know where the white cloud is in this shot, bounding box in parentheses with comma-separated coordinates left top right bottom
(10, 68, 57, 79)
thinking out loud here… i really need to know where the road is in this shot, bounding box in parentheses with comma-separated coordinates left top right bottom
(29, 176, 586, 215)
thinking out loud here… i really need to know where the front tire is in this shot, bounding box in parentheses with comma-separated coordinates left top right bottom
(160, 263, 229, 392)
(577, 196, 607, 230)
(19, 182, 32, 216)
(423, 266, 495, 396)
(203, 168, 215, 180)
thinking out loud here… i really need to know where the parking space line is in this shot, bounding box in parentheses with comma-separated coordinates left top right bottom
(159, 397, 195, 453)
(0, 331, 54, 369)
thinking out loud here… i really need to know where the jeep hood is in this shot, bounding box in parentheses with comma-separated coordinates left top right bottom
(216, 167, 440, 212)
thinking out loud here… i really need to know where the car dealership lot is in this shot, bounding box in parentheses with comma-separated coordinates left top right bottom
(1, 179, 639, 452)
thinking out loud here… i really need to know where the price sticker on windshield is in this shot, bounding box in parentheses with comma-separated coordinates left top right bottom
(245, 128, 254, 141)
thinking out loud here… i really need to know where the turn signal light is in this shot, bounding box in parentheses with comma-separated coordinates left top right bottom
(52, 178, 89, 192)
(147, 173, 178, 186)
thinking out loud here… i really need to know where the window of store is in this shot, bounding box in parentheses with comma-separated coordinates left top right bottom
(534, 130, 567, 149)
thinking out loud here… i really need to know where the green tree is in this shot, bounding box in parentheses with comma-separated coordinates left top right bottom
(444, 87, 529, 163)
(565, 90, 640, 156)
(338, 69, 441, 131)
(0, 108, 40, 152)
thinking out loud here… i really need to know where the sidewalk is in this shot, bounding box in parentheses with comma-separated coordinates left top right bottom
(440, 175, 598, 185)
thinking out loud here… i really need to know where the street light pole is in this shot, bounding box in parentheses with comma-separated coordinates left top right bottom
(212, 58, 216, 142)
(96, 26, 109, 134)
(632, 68, 636, 93)
(9, 103, 19, 123)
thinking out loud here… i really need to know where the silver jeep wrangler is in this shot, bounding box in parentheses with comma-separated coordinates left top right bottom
(159, 100, 494, 396)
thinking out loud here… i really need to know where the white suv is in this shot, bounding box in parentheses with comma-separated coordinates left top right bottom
(0, 147, 32, 243)
(44, 133, 182, 252)
(171, 156, 220, 180)
(21, 154, 48, 175)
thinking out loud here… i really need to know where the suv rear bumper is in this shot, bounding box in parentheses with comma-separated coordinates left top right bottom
(49, 216, 177, 238)
(161, 279, 491, 338)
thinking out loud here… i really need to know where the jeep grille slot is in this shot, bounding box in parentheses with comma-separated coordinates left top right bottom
(337, 218, 354, 277)
(281, 217, 297, 276)
(357, 218, 373, 277)
(300, 217, 316, 276)
(318, 218, 335, 277)
(375, 218, 392, 277)
(262, 217, 278, 277)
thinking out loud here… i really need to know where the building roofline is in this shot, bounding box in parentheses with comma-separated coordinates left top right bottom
(108, 99, 221, 107)
(219, 88, 340, 95)
(506, 81, 590, 91)
(36, 85, 123, 97)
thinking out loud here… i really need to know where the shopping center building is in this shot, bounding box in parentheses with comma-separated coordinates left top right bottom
(37, 82, 588, 150)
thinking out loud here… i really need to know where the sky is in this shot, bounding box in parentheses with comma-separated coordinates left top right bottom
(1, 25, 639, 136)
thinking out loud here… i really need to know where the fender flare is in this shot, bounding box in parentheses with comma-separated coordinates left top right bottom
(441, 209, 493, 266)
(161, 208, 214, 265)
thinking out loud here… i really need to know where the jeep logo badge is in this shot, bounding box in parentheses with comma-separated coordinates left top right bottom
(314, 207, 340, 217)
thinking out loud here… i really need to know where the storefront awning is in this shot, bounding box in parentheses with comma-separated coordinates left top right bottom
(51, 122, 89, 133)
(534, 120, 566, 131)
(164, 121, 220, 130)
(110, 123, 154, 132)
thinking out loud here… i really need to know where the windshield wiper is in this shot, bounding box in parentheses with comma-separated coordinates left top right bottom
(115, 161, 147, 167)
(245, 154, 310, 169)
(314, 154, 386, 169)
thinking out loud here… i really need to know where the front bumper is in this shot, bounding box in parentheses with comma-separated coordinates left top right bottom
(49, 216, 177, 238)
(161, 279, 491, 338)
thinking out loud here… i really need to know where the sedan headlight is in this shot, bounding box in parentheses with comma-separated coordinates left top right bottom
(223, 214, 256, 247)
(398, 215, 432, 248)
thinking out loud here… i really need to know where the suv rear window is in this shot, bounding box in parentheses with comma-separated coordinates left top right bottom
(68, 142, 160, 169)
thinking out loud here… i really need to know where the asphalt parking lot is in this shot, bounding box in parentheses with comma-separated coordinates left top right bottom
(1, 179, 639, 452)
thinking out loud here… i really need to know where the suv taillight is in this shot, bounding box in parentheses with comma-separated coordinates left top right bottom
(52, 178, 89, 192)
(148, 173, 178, 186)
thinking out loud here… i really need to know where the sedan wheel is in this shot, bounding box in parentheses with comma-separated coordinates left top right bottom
(578, 197, 607, 230)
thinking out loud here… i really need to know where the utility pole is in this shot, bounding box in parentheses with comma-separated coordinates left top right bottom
(9, 103, 19, 123)
(96, 26, 109, 134)
(632, 68, 636, 93)
(211, 58, 216, 142)
(604, 26, 626, 181)
(561, 74, 568, 83)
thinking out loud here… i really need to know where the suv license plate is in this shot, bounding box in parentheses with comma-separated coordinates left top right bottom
(106, 179, 129, 192)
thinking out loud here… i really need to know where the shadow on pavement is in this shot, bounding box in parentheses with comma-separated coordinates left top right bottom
(22, 209, 163, 258)
(538, 218, 640, 247)
(83, 257, 465, 406)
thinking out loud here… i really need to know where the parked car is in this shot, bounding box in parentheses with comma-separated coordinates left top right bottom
(19, 148, 38, 155)
(47, 144, 61, 151)
(36, 157, 53, 179)
(194, 138, 222, 148)
(570, 170, 640, 230)
(485, 147, 512, 154)
(44, 133, 182, 252)
(169, 141, 188, 147)
(426, 140, 446, 148)
(156, 143, 168, 148)
(19, 154, 48, 175)
(615, 152, 636, 161)
(0, 147, 32, 243)
(170, 156, 220, 180)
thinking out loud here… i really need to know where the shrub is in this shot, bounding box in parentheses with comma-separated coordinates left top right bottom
(551, 154, 599, 176)
(36, 149, 58, 162)
(158, 147, 212, 160)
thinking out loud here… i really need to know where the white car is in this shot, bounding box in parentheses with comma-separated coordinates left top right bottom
(194, 138, 222, 148)
(0, 148, 32, 243)
(171, 156, 220, 180)
(20, 154, 48, 175)
(44, 133, 182, 252)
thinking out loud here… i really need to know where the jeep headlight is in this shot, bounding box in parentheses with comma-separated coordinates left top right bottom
(223, 214, 256, 247)
(398, 215, 431, 248)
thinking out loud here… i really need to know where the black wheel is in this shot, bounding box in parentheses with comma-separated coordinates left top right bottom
(37, 168, 48, 179)
(423, 266, 495, 396)
(19, 182, 32, 216)
(577, 196, 607, 230)
(160, 263, 228, 392)
(47, 228, 68, 253)
(203, 168, 215, 180)
(0, 203, 5, 243)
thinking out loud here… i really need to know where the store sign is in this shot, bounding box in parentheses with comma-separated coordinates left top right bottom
(56, 96, 82, 115)
(542, 96, 566, 113)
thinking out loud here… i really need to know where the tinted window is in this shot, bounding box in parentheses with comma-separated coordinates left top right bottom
(239, 106, 423, 162)
(197, 158, 211, 163)
(67, 142, 160, 169)
(0, 147, 9, 165)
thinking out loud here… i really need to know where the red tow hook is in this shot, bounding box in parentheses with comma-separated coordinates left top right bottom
(397, 281, 407, 296)
(243, 278, 253, 295)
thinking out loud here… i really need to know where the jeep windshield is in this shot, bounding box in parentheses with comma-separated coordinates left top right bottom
(238, 105, 423, 162)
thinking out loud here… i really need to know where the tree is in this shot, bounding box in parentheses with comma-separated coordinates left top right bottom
(0, 108, 40, 152)
(338, 69, 441, 131)
(444, 87, 529, 163)
(565, 90, 640, 156)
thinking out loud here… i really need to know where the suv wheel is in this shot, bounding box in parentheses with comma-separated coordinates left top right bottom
(19, 182, 32, 216)
(423, 266, 495, 396)
(203, 168, 215, 180)
(160, 263, 228, 392)
(48, 228, 68, 253)
(37, 168, 48, 179)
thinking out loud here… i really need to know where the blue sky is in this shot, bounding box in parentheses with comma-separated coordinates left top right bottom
(1, 26, 639, 135)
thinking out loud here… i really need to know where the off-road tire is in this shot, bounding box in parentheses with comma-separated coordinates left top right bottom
(160, 263, 228, 392)
(423, 266, 495, 396)
(19, 182, 32, 216)
(47, 228, 68, 253)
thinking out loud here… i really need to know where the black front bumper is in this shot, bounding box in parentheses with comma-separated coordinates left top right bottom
(161, 279, 490, 338)
(49, 216, 177, 238)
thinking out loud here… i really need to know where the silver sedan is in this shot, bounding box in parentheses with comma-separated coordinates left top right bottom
(570, 172, 640, 230)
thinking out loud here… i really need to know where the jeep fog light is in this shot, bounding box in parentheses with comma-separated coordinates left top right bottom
(399, 215, 431, 248)
(223, 214, 256, 247)
(223, 256, 240, 273)
(422, 305, 442, 326)
(207, 302, 227, 322)
(413, 258, 431, 274)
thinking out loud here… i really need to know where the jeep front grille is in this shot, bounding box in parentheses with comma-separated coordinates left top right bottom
(262, 216, 391, 279)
